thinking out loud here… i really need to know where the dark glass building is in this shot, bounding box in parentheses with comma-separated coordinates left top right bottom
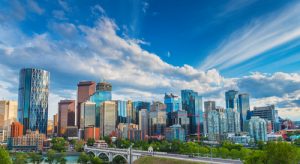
(238, 94, 250, 131)
(164, 93, 181, 127)
(181, 90, 204, 136)
(18, 68, 49, 134)
(132, 101, 150, 124)
(225, 90, 239, 110)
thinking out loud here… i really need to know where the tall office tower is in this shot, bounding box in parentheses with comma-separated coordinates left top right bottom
(117, 101, 127, 124)
(170, 110, 190, 136)
(207, 110, 220, 141)
(139, 109, 149, 138)
(80, 101, 96, 129)
(150, 101, 166, 112)
(0, 100, 18, 141)
(204, 101, 216, 113)
(164, 93, 181, 127)
(53, 114, 58, 136)
(58, 100, 75, 137)
(238, 94, 250, 131)
(250, 105, 280, 132)
(132, 101, 151, 124)
(226, 109, 241, 133)
(248, 116, 268, 142)
(149, 109, 167, 136)
(10, 122, 23, 137)
(100, 101, 117, 137)
(90, 81, 112, 127)
(225, 90, 239, 110)
(18, 68, 49, 135)
(181, 90, 204, 136)
(126, 101, 133, 124)
(77, 81, 96, 128)
(47, 120, 53, 137)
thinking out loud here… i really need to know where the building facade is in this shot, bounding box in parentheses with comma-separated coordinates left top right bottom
(0, 100, 18, 141)
(58, 100, 75, 137)
(80, 101, 96, 129)
(149, 110, 166, 136)
(18, 68, 49, 135)
(100, 101, 117, 137)
(248, 116, 268, 142)
(238, 94, 250, 131)
(250, 105, 280, 132)
(165, 124, 185, 142)
(164, 93, 181, 127)
(225, 90, 239, 110)
(77, 81, 96, 128)
(139, 109, 149, 138)
(11, 122, 23, 137)
(170, 110, 190, 137)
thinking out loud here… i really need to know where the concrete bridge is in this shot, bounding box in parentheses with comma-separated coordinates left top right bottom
(84, 146, 242, 164)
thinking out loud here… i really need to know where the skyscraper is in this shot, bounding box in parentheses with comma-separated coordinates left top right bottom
(226, 109, 241, 133)
(90, 81, 112, 127)
(117, 100, 127, 124)
(18, 68, 49, 134)
(132, 101, 150, 124)
(149, 109, 167, 136)
(77, 81, 96, 128)
(238, 94, 250, 131)
(80, 101, 96, 129)
(204, 101, 216, 113)
(170, 110, 190, 136)
(58, 100, 75, 137)
(250, 105, 280, 132)
(248, 116, 268, 142)
(181, 90, 204, 135)
(164, 93, 181, 127)
(139, 109, 149, 139)
(53, 114, 58, 136)
(100, 101, 117, 137)
(225, 90, 239, 110)
(0, 100, 18, 141)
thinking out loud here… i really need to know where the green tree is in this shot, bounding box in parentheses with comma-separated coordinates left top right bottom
(45, 149, 56, 164)
(51, 137, 67, 152)
(78, 152, 90, 164)
(265, 141, 300, 164)
(240, 147, 252, 160)
(28, 152, 43, 164)
(294, 138, 300, 146)
(56, 152, 67, 164)
(256, 140, 265, 150)
(75, 140, 85, 152)
(90, 157, 103, 164)
(219, 147, 230, 158)
(244, 150, 266, 164)
(87, 138, 95, 146)
(230, 149, 241, 159)
(13, 152, 28, 164)
(0, 147, 12, 164)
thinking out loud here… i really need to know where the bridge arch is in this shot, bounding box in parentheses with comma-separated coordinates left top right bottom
(97, 152, 109, 161)
(87, 151, 96, 157)
(112, 154, 127, 164)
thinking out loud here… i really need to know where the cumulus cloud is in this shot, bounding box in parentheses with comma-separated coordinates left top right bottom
(27, 0, 44, 15)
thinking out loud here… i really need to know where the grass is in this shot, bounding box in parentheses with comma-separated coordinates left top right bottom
(133, 156, 206, 164)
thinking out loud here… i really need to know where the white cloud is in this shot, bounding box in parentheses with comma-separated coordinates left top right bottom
(200, 2, 300, 71)
(27, 0, 44, 15)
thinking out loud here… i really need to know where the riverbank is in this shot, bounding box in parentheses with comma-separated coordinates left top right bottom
(133, 156, 205, 164)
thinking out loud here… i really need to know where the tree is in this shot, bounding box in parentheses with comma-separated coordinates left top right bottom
(240, 147, 252, 160)
(87, 138, 95, 146)
(264, 141, 300, 164)
(244, 150, 266, 164)
(103, 136, 111, 145)
(294, 138, 300, 146)
(75, 140, 85, 152)
(90, 157, 103, 164)
(78, 152, 90, 164)
(51, 137, 67, 152)
(219, 147, 230, 158)
(56, 152, 67, 164)
(230, 149, 241, 159)
(28, 152, 43, 164)
(256, 140, 265, 150)
(45, 149, 56, 164)
(13, 152, 28, 164)
(0, 147, 12, 164)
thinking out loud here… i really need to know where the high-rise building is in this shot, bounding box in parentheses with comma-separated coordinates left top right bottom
(0, 100, 18, 141)
(132, 101, 150, 124)
(150, 101, 166, 112)
(77, 81, 96, 128)
(226, 109, 241, 134)
(170, 110, 189, 136)
(47, 120, 53, 137)
(139, 109, 148, 138)
(58, 100, 75, 137)
(250, 105, 280, 132)
(204, 101, 216, 113)
(181, 90, 204, 136)
(18, 68, 49, 135)
(165, 124, 185, 142)
(248, 116, 268, 142)
(90, 81, 112, 127)
(149, 109, 166, 136)
(53, 114, 58, 136)
(117, 101, 127, 124)
(126, 101, 133, 124)
(225, 90, 239, 110)
(10, 122, 23, 137)
(80, 101, 96, 129)
(84, 126, 100, 141)
(238, 94, 250, 131)
(100, 101, 117, 137)
(164, 93, 181, 127)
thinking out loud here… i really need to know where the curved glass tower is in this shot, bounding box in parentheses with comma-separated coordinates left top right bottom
(18, 68, 49, 134)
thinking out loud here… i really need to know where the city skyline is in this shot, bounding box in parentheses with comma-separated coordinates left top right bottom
(0, 0, 300, 120)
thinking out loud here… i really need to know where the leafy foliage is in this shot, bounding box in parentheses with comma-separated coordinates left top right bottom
(87, 138, 95, 146)
(0, 146, 12, 164)
(51, 137, 67, 152)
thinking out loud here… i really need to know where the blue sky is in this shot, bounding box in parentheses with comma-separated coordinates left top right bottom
(0, 0, 300, 120)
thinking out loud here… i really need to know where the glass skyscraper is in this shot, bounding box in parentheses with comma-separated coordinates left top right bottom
(89, 81, 112, 127)
(117, 100, 127, 124)
(181, 90, 204, 135)
(225, 90, 239, 110)
(248, 116, 268, 142)
(132, 101, 150, 124)
(238, 94, 250, 131)
(18, 68, 49, 134)
(164, 93, 181, 127)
